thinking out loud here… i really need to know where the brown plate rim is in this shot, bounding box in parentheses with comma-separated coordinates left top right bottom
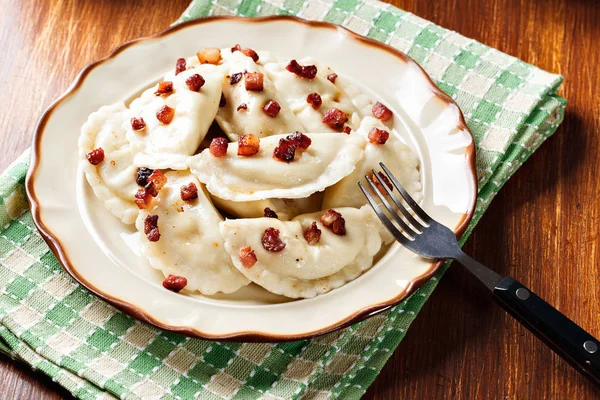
(25, 15, 478, 342)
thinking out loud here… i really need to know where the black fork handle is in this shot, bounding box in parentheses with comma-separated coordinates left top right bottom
(494, 277, 600, 386)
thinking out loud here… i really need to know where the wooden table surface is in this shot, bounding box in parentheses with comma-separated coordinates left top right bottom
(1, 0, 599, 398)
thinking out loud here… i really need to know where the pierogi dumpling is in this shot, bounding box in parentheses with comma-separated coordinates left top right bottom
(210, 192, 324, 221)
(187, 133, 366, 201)
(261, 55, 362, 133)
(79, 102, 139, 224)
(220, 205, 382, 298)
(127, 63, 226, 170)
(136, 171, 249, 295)
(215, 50, 304, 140)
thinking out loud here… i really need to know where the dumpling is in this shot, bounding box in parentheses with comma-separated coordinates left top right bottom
(187, 132, 366, 201)
(323, 117, 422, 209)
(210, 192, 323, 221)
(136, 170, 249, 295)
(215, 50, 304, 140)
(126, 63, 226, 170)
(261, 55, 362, 133)
(219, 206, 382, 298)
(79, 102, 139, 224)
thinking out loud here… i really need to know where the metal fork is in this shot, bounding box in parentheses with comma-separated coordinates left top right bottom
(359, 162, 600, 386)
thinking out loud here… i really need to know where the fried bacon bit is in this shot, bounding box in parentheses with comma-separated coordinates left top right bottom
(286, 131, 311, 150)
(230, 72, 242, 85)
(134, 188, 153, 209)
(180, 182, 198, 201)
(262, 100, 281, 117)
(303, 222, 321, 245)
(273, 139, 296, 162)
(327, 73, 338, 83)
(154, 81, 174, 96)
(209, 137, 229, 157)
(144, 215, 160, 242)
(231, 44, 260, 62)
(163, 274, 187, 292)
(370, 172, 393, 194)
(131, 117, 146, 131)
(237, 103, 248, 111)
(175, 58, 186, 75)
(239, 246, 257, 268)
(306, 92, 322, 110)
(262, 227, 286, 252)
(264, 207, 278, 219)
(197, 47, 221, 64)
(343, 126, 352, 134)
(237, 134, 260, 156)
(156, 105, 175, 125)
(219, 93, 226, 107)
(244, 71, 264, 91)
(136, 167, 154, 186)
(322, 108, 348, 131)
(186, 74, 205, 92)
(320, 209, 346, 236)
(372, 102, 393, 121)
(231, 44, 241, 52)
(86, 148, 104, 165)
(286, 60, 317, 79)
(145, 170, 167, 197)
(367, 127, 390, 144)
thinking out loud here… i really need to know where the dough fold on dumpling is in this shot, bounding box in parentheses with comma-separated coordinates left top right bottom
(215, 50, 304, 140)
(79, 102, 139, 224)
(187, 132, 366, 201)
(220, 206, 382, 298)
(127, 63, 226, 170)
(136, 171, 249, 295)
(210, 192, 323, 221)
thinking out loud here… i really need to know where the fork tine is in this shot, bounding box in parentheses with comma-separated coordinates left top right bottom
(358, 182, 410, 244)
(362, 176, 417, 238)
(371, 169, 426, 231)
(380, 162, 432, 223)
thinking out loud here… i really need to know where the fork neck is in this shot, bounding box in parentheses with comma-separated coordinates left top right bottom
(453, 250, 503, 291)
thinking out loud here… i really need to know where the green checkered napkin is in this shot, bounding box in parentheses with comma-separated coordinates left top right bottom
(0, 0, 565, 398)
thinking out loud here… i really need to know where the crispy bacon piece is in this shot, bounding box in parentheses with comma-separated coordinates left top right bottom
(231, 44, 260, 62)
(262, 227, 286, 252)
(180, 182, 198, 201)
(197, 47, 221, 64)
(264, 207, 278, 219)
(286, 131, 311, 150)
(322, 108, 348, 131)
(237, 103, 248, 111)
(343, 126, 352, 135)
(154, 81, 174, 96)
(237, 134, 260, 156)
(136, 167, 154, 186)
(156, 105, 175, 125)
(134, 188, 153, 209)
(367, 127, 390, 144)
(370, 172, 393, 194)
(327, 73, 338, 83)
(372, 102, 393, 122)
(262, 100, 280, 117)
(303, 222, 321, 245)
(163, 274, 187, 292)
(320, 209, 346, 236)
(273, 139, 296, 162)
(145, 170, 167, 197)
(85, 148, 104, 165)
(286, 60, 317, 79)
(244, 71, 264, 91)
(306, 92, 322, 110)
(231, 44, 241, 52)
(239, 246, 257, 268)
(144, 215, 160, 242)
(175, 58, 186, 75)
(230, 72, 242, 85)
(131, 117, 146, 131)
(209, 137, 228, 157)
(219, 93, 226, 107)
(186, 74, 205, 92)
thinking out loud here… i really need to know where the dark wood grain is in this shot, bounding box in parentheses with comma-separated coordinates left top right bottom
(0, 0, 598, 399)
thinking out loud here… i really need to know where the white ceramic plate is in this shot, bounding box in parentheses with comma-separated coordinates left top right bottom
(27, 16, 477, 341)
